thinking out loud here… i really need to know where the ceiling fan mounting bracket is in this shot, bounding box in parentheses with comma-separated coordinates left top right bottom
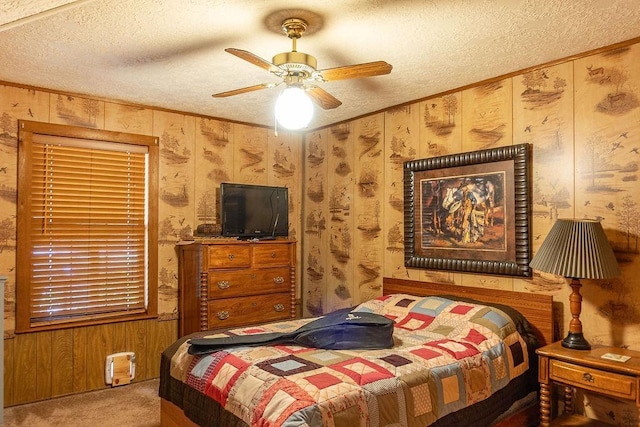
(264, 9, 323, 37)
(281, 18, 307, 39)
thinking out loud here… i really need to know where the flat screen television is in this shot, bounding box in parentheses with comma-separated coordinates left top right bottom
(220, 183, 289, 239)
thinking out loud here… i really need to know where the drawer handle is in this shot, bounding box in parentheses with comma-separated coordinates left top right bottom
(582, 373, 594, 383)
(273, 304, 285, 312)
(217, 280, 230, 289)
(217, 311, 229, 320)
(271, 252, 276, 258)
(273, 276, 285, 284)
(228, 254, 235, 260)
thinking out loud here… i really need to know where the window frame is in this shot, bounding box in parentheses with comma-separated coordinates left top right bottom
(16, 120, 159, 333)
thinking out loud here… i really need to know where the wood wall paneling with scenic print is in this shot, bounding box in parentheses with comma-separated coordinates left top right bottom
(416, 94, 463, 284)
(300, 43, 640, 421)
(195, 118, 234, 226)
(573, 44, 640, 348)
(383, 104, 420, 282)
(303, 129, 329, 316)
(302, 40, 640, 358)
(268, 130, 303, 297)
(0, 86, 49, 337)
(458, 79, 516, 290)
(514, 62, 575, 306)
(0, 84, 303, 406)
(352, 114, 385, 304)
(326, 123, 356, 313)
(50, 94, 105, 129)
(267, 130, 302, 242)
(155, 111, 196, 317)
(233, 124, 268, 184)
(461, 78, 513, 152)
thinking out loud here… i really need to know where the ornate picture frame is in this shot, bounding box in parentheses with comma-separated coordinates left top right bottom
(404, 143, 531, 277)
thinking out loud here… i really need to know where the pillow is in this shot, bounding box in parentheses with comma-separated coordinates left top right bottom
(353, 293, 538, 350)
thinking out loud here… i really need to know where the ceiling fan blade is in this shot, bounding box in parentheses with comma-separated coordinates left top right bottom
(307, 86, 342, 110)
(225, 48, 282, 73)
(318, 61, 392, 81)
(213, 83, 278, 98)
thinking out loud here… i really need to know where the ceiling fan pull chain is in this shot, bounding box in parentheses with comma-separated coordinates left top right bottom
(274, 114, 279, 137)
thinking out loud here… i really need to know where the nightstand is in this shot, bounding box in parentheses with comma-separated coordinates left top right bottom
(537, 341, 640, 426)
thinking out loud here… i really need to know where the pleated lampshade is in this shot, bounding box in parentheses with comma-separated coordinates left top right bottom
(530, 219, 620, 279)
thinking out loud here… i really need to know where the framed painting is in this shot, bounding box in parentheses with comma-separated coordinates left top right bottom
(404, 143, 531, 277)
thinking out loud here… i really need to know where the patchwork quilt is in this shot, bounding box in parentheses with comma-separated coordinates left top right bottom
(162, 293, 533, 427)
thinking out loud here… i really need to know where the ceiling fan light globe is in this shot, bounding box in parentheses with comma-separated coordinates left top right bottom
(275, 87, 314, 130)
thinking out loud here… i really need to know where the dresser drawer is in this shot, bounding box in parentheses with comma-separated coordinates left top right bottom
(207, 268, 290, 298)
(207, 245, 251, 268)
(253, 244, 291, 267)
(207, 293, 291, 329)
(550, 360, 636, 400)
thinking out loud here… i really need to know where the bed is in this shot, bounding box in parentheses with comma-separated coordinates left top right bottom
(159, 277, 554, 427)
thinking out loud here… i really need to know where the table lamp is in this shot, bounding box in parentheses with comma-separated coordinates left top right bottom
(529, 219, 620, 350)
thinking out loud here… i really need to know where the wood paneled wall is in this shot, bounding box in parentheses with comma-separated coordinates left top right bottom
(4, 319, 176, 405)
(301, 37, 640, 354)
(0, 82, 302, 406)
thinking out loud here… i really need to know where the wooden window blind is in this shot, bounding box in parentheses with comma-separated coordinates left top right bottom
(17, 121, 158, 332)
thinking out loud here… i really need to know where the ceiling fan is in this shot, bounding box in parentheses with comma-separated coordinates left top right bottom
(212, 16, 393, 111)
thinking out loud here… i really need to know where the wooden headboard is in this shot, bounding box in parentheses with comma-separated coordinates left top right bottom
(383, 277, 554, 347)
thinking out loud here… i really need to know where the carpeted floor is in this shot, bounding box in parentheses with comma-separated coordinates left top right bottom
(3, 379, 160, 427)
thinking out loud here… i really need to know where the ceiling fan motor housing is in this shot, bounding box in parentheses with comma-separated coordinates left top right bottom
(273, 51, 317, 78)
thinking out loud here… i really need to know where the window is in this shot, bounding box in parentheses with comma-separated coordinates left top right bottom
(17, 121, 158, 332)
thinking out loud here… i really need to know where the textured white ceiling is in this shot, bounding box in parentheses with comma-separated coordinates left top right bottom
(0, 0, 81, 27)
(1, 0, 639, 130)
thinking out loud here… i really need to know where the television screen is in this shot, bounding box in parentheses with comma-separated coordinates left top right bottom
(220, 183, 289, 239)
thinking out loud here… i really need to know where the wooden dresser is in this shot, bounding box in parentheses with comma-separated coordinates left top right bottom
(177, 239, 296, 337)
